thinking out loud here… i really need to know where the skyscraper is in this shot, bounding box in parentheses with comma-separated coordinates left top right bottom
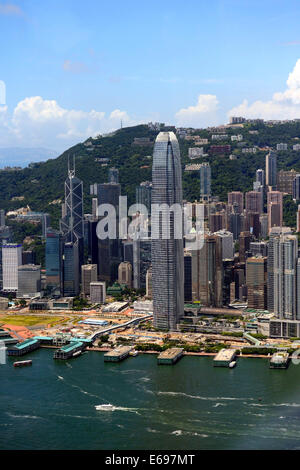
(136, 181, 152, 216)
(199, 162, 211, 201)
(151, 132, 184, 330)
(246, 257, 267, 310)
(266, 151, 277, 189)
(45, 228, 61, 290)
(293, 174, 300, 202)
(268, 234, 298, 319)
(228, 191, 244, 214)
(2, 244, 23, 292)
(60, 158, 84, 243)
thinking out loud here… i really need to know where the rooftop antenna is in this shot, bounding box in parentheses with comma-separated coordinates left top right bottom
(68, 154, 75, 178)
(121, 119, 123, 129)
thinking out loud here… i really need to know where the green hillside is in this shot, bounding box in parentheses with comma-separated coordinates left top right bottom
(1, 121, 300, 231)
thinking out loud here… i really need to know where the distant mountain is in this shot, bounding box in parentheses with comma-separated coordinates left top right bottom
(0, 147, 58, 168)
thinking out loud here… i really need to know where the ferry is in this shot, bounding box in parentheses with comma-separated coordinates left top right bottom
(13, 360, 32, 368)
(95, 403, 115, 411)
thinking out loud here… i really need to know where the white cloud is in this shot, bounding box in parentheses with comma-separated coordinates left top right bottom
(63, 60, 90, 74)
(0, 3, 23, 15)
(175, 94, 220, 127)
(0, 96, 136, 151)
(228, 59, 300, 120)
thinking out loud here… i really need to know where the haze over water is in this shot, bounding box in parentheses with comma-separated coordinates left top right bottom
(1, 349, 300, 450)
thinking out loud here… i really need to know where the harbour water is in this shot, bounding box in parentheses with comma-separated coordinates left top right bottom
(1, 349, 300, 450)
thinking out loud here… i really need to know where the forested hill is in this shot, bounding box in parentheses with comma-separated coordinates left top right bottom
(1, 121, 300, 229)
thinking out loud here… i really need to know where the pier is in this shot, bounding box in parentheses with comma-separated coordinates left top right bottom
(53, 341, 85, 360)
(104, 346, 132, 362)
(157, 348, 183, 365)
(213, 349, 236, 367)
(7, 338, 41, 357)
(270, 352, 290, 369)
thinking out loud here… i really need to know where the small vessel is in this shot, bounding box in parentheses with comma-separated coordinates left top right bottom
(95, 403, 115, 411)
(72, 350, 82, 357)
(13, 360, 32, 368)
(130, 350, 138, 357)
(229, 361, 236, 368)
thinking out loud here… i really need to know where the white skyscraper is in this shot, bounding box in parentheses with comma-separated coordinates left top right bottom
(2, 244, 23, 292)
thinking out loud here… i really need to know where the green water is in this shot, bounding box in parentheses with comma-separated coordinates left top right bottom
(1, 349, 300, 450)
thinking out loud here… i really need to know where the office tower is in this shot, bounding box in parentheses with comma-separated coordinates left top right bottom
(259, 214, 268, 239)
(266, 151, 277, 189)
(184, 251, 192, 302)
(133, 239, 151, 290)
(98, 182, 121, 213)
(118, 261, 133, 288)
(209, 211, 226, 232)
(22, 250, 36, 265)
(151, 132, 184, 330)
(228, 203, 241, 240)
(246, 212, 260, 239)
(293, 174, 300, 201)
(2, 244, 22, 292)
(250, 241, 268, 257)
(146, 266, 152, 299)
(267, 191, 283, 232)
(92, 198, 98, 218)
(123, 240, 134, 266)
(87, 220, 99, 266)
(60, 159, 84, 243)
(297, 205, 300, 232)
(277, 169, 297, 194)
(214, 230, 234, 260)
(239, 232, 251, 262)
(62, 242, 80, 297)
(109, 167, 119, 184)
(246, 257, 267, 310)
(267, 234, 298, 319)
(231, 263, 246, 301)
(17, 265, 41, 298)
(256, 169, 265, 187)
(97, 181, 122, 283)
(223, 259, 234, 306)
(45, 229, 61, 290)
(245, 191, 263, 214)
(0, 210, 5, 227)
(228, 192, 244, 213)
(90, 282, 106, 304)
(191, 234, 223, 306)
(81, 264, 97, 296)
(199, 162, 211, 201)
(136, 181, 152, 216)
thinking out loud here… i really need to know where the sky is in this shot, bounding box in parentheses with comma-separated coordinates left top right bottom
(1, 0, 300, 153)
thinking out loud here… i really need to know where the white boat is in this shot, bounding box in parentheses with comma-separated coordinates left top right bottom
(229, 361, 236, 368)
(73, 350, 82, 357)
(130, 350, 138, 357)
(95, 403, 115, 411)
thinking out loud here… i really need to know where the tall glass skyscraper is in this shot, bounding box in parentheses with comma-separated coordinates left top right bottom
(45, 228, 61, 290)
(60, 158, 84, 243)
(151, 132, 184, 330)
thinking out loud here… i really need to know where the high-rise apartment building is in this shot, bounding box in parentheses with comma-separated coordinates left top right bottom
(293, 174, 300, 202)
(267, 191, 283, 232)
(267, 234, 298, 319)
(151, 132, 184, 330)
(228, 192, 244, 214)
(245, 191, 263, 214)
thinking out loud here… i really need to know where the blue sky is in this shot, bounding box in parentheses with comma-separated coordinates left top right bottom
(1, 0, 300, 152)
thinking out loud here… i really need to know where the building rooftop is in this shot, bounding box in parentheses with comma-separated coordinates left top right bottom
(158, 348, 183, 359)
